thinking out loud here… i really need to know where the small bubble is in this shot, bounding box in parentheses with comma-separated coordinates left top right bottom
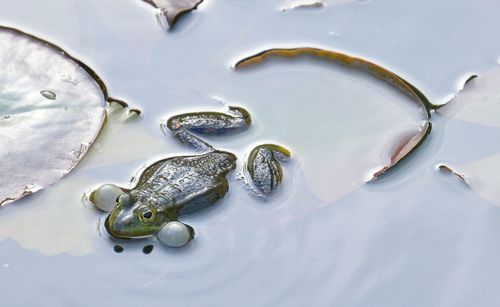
(40, 90, 56, 100)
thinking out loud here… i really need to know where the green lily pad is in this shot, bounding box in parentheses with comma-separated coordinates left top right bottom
(0, 26, 108, 205)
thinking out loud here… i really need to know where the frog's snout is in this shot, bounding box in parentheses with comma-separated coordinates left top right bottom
(104, 208, 133, 239)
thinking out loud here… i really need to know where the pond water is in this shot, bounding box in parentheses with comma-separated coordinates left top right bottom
(1, 0, 500, 306)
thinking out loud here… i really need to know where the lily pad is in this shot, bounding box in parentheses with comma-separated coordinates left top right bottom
(0, 26, 109, 205)
(234, 47, 431, 188)
(142, 0, 204, 29)
(177, 46, 433, 203)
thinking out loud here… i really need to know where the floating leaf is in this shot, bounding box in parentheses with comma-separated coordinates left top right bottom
(0, 26, 112, 205)
(281, 0, 369, 10)
(142, 0, 204, 29)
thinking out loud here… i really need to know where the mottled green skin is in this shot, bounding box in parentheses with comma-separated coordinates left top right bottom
(105, 151, 236, 239)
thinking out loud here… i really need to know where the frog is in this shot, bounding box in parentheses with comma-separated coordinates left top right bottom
(96, 105, 291, 246)
(104, 150, 236, 239)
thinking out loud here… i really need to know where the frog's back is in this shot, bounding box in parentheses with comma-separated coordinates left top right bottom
(132, 151, 236, 214)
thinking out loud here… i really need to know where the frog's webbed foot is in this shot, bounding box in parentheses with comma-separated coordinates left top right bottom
(245, 144, 291, 195)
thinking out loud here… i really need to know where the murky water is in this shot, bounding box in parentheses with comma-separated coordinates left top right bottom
(2, 0, 500, 306)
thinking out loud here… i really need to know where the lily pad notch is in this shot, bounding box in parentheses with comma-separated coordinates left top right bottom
(233, 47, 434, 180)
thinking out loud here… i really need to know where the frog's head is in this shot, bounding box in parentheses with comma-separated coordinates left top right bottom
(104, 194, 167, 239)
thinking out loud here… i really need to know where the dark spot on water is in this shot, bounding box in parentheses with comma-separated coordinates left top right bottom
(114, 245, 124, 253)
(143, 245, 154, 254)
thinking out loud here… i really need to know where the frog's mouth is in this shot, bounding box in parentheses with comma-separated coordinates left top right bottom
(104, 214, 125, 239)
(104, 215, 115, 237)
(104, 210, 133, 239)
(104, 209, 159, 239)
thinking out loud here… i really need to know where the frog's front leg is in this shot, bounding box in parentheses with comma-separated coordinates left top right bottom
(163, 124, 214, 152)
(246, 144, 291, 195)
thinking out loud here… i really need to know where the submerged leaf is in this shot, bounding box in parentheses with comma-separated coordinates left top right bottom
(142, 0, 204, 29)
(281, 0, 326, 11)
(234, 47, 435, 116)
(439, 68, 500, 128)
(368, 122, 432, 181)
(438, 164, 467, 183)
(234, 47, 432, 186)
(0, 26, 110, 205)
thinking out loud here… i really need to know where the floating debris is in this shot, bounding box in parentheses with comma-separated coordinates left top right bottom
(438, 164, 467, 183)
(128, 108, 142, 116)
(40, 90, 56, 100)
(142, 0, 204, 29)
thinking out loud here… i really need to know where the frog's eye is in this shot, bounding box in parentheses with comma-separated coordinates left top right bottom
(138, 207, 156, 224)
